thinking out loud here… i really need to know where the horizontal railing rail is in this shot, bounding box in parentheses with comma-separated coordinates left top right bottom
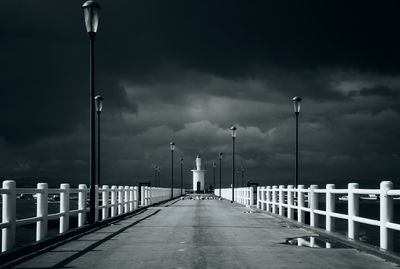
(214, 187, 254, 206)
(1, 180, 181, 253)
(255, 181, 399, 251)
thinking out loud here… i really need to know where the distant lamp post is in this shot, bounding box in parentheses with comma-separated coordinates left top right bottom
(292, 96, 302, 188)
(180, 157, 184, 196)
(219, 152, 223, 198)
(154, 165, 158, 187)
(241, 164, 245, 187)
(230, 126, 237, 203)
(157, 167, 161, 187)
(212, 161, 216, 192)
(95, 95, 104, 187)
(170, 142, 175, 199)
(83, 0, 101, 224)
(236, 169, 240, 189)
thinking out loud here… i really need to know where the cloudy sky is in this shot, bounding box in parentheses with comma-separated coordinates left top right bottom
(1, 1, 400, 188)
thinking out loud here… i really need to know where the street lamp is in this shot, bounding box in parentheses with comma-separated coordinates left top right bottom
(170, 142, 175, 199)
(212, 161, 216, 193)
(95, 95, 104, 187)
(219, 152, 223, 198)
(180, 157, 183, 196)
(230, 126, 237, 203)
(293, 96, 302, 188)
(154, 165, 158, 187)
(241, 164, 245, 187)
(157, 167, 161, 187)
(83, 0, 101, 224)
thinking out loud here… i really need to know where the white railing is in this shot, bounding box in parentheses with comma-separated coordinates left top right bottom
(256, 181, 399, 251)
(1, 180, 181, 253)
(214, 187, 254, 206)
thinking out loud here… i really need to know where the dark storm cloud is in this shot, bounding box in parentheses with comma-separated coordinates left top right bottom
(0, 1, 400, 187)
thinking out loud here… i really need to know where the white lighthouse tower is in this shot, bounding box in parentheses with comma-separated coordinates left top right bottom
(192, 154, 206, 193)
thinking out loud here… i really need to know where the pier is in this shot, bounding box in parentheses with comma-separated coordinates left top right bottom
(1, 180, 400, 268)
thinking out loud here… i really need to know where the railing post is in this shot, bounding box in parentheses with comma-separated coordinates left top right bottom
(310, 185, 318, 227)
(102, 185, 109, 220)
(129, 187, 134, 212)
(326, 184, 335, 232)
(141, 186, 145, 206)
(266, 186, 271, 212)
(60, 183, 70, 234)
(118, 186, 124, 214)
(257, 187, 260, 209)
(272, 186, 277, 214)
(149, 187, 152, 205)
(287, 185, 294, 220)
(36, 183, 48, 241)
(348, 183, 359, 240)
(2, 180, 16, 252)
(297, 185, 305, 223)
(124, 186, 129, 213)
(133, 186, 138, 209)
(278, 185, 284, 216)
(94, 185, 99, 222)
(260, 187, 265, 210)
(250, 187, 254, 206)
(78, 184, 87, 227)
(380, 181, 393, 250)
(111, 186, 117, 217)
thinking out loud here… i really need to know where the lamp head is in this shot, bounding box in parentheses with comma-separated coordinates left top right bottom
(82, 1, 101, 35)
(292, 96, 302, 114)
(230, 126, 237, 138)
(94, 95, 104, 113)
(170, 142, 175, 151)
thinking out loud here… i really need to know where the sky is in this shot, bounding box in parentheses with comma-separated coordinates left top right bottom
(1, 1, 400, 188)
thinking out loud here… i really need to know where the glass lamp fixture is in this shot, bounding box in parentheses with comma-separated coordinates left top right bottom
(292, 96, 302, 113)
(230, 126, 237, 138)
(170, 142, 175, 151)
(219, 152, 223, 159)
(213, 162, 216, 168)
(180, 157, 183, 164)
(82, 1, 101, 34)
(94, 95, 104, 113)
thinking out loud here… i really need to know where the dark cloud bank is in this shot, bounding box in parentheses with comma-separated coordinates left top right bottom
(0, 1, 400, 188)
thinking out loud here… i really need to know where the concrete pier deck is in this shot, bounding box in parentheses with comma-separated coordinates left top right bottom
(8, 198, 399, 269)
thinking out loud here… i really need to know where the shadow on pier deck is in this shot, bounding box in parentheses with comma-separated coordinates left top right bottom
(2, 197, 399, 269)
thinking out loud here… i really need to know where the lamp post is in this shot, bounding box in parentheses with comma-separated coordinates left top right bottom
(82, 0, 101, 224)
(219, 152, 223, 198)
(293, 96, 302, 188)
(236, 170, 240, 189)
(180, 157, 183, 196)
(157, 167, 161, 187)
(241, 165, 244, 187)
(230, 126, 237, 203)
(170, 142, 175, 199)
(154, 165, 158, 187)
(95, 95, 104, 187)
(212, 161, 216, 193)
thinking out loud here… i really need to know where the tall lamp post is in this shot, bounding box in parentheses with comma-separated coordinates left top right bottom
(241, 165, 244, 187)
(212, 161, 216, 193)
(95, 95, 104, 187)
(230, 126, 237, 203)
(170, 142, 175, 199)
(219, 152, 223, 198)
(157, 167, 161, 187)
(180, 157, 183, 196)
(83, 0, 101, 224)
(293, 96, 302, 188)
(154, 165, 158, 187)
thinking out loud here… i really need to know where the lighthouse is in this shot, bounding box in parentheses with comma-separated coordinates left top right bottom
(192, 154, 206, 193)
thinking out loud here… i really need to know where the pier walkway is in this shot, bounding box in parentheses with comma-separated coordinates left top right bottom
(8, 197, 398, 269)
